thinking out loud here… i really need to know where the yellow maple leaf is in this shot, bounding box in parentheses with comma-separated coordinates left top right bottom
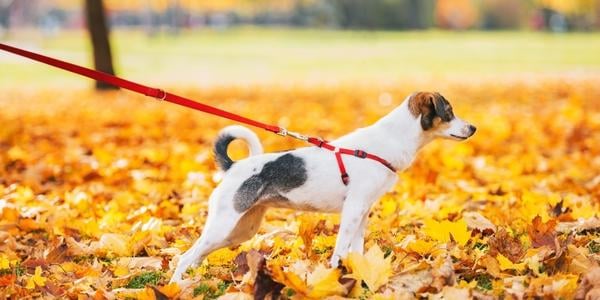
(138, 287, 157, 300)
(406, 240, 440, 257)
(59, 262, 77, 273)
(271, 266, 306, 294)
(25, 266, 47, 289)
(270, 261, 344, 298)
(529, 274, 578, 299)
(206, 247, 240, 266)
(423, 218, 470, 246)
(306, 264, 346, 298)
(496, 253, 526, 272)
(380, 195, 397, 217)
(113, 265, 129, 277)
(345, 244, 391, 292)
(97, 233, 130, 256)
(0, 254, 10, 269)
(158, 283, 181, 298)
(311, 235, 336, 253)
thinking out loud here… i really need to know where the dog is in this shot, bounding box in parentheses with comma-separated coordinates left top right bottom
(170, 92, 476, 283)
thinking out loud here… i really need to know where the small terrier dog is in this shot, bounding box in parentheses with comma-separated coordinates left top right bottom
(170, 92, 476, 282)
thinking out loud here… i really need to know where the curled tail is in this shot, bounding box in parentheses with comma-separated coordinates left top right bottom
(214, 125, 263, 171)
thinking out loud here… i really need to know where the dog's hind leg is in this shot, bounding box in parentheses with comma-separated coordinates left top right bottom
(170, 205, 242, 283)
(169, 204, 267, 283)
(227, 205, 267, 245)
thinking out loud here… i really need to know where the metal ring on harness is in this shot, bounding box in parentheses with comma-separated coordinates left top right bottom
(156, 89, 167, 101)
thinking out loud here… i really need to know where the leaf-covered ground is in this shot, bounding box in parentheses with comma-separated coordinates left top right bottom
(0, 80, 599, 299)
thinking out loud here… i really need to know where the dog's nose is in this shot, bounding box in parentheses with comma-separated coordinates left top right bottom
(468, 125, 477, 134)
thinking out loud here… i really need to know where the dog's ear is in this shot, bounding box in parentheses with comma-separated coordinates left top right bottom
(408, 92, 437, 130)
(432, 93, 446, 119)
(432, 92, 453, 122)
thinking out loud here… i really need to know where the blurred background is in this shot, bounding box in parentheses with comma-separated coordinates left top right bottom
(3, 0, 600, 32)
(1, 0, 599, 88)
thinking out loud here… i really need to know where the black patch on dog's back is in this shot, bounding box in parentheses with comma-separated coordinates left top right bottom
(233, 153, 307, 212)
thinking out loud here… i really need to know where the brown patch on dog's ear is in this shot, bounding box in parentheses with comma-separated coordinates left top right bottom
(408, 92, 433, 117)
(408, 92, 436, 130)
(408, 92, 454, 130)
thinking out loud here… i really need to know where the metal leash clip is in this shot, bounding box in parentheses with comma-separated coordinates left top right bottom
(276, 127, 308, 141)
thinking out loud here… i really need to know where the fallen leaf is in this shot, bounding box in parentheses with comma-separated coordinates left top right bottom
(433, 286, 470, 299)
(528, 215, 558, 248)
(346, 244, 392, 292)
(463, 211, 496, 233)
(496, 253, 526, 272)
(488, 228, 525, 263)
(0, 274, 16, 287)
(270, 261, 344, 298)
(218, 292, 254, 300)
(25, 266, 47, 289)
(306, 265, 346, 297)
(423, 218, 470, 246)
(575, 267, 600, 300)
(567, 245, 597, 275)
(0, 254, 10, 269)
(116, 257, 163, 270)
(406, 240, 441, 257)
(479, 255, 501, 278)
(157, 283, 181, 298)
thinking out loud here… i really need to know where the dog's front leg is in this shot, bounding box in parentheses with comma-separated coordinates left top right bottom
(330, 192, 373, 268)
(349, 213, 369, 254)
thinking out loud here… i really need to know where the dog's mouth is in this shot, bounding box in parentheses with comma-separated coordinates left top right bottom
(450, 134, 468, 140)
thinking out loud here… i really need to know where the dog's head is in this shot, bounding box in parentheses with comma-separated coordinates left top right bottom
(408, 92, 476, 141)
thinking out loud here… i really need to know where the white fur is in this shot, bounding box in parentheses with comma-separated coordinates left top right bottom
(219, 125, 263, 156)
(170, 94, 475, 283)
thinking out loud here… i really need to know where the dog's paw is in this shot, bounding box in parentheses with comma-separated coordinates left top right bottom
(169, 266, 189, 284)
(168, 277, 193, 287)
(329, 255, 341, 269)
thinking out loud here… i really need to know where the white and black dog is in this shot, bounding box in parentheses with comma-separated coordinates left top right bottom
(170, 92, 476, 282)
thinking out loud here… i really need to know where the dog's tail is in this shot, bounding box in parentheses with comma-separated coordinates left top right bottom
(214, 125, 263, 171)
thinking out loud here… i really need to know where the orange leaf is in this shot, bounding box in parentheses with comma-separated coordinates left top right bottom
(0, 274, 16, 287)
(528, 216, 557, 248)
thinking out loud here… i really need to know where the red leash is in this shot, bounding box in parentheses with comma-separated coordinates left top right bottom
(0, 42, 396, 184)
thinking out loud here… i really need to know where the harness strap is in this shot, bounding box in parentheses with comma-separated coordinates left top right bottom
(0, 42, 397, 186)
(308, 138, 396, 185)
(334, 150, 349, 185)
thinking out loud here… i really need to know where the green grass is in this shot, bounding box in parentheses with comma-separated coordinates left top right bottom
(2, 28, 599, 88)
(125, 271, 162, 289)
(193, 282, 230, 299)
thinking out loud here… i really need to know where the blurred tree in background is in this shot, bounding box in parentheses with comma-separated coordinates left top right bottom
(326, 0, 435, 29)
(480, 0, 525, 29)
(84, 0, 117, 90)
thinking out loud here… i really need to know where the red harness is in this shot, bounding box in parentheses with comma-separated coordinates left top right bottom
(306, 138, 396, 184)
(0, 43, 397, 184)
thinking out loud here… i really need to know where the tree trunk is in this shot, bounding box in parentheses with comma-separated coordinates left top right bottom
(84, 0, 117, 90)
